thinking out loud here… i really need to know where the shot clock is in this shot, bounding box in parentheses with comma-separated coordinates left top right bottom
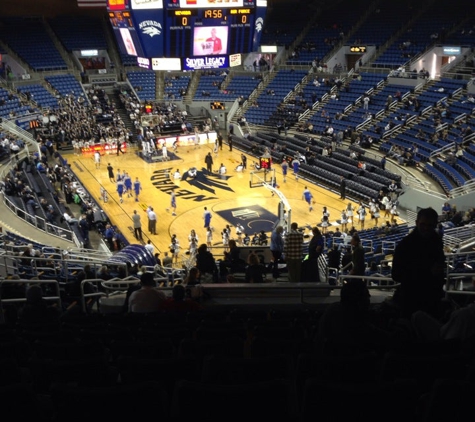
(259, 156, 272, 170)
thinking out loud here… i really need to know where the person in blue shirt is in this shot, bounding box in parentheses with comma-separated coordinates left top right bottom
(292, 157, 300, 180)
(302, 186, 314, 211)
(104, 223, 115, 250)
(133, 177, 142, 202)
(441, 202, 452, 219)
(36, 161, 46, 173)
(116, 178, 124, 203)
(123, 172, 132, 198)
(281, 159, 288, 182)
(203, 206, 212, 229)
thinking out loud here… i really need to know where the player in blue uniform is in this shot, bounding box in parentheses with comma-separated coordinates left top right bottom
(302, 186, 314, 211)
(203, 206, 212, 229)
(117, 178, 125, 203)
(123, 172, 132, 198)
(292, 157, 300, 181)
(133, 177, 142, 202)
(281, 159, 288, 182)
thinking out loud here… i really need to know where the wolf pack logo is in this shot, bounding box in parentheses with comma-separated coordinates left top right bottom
(182, 168, 234, 195)
(255, 17, 264, 33)
(151, 168, 233, 202)
(139, 21, 162, 37)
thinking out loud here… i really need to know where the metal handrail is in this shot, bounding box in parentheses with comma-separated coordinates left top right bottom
(0, 278, 62, 323)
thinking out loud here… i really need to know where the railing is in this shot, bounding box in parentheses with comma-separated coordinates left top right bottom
(0, 147, 78, 245)
(1, 194, 77, 244)
(0, 119, 39, 155)
(450, 179, 475, 197)
(381, 123, 401, 140)
(0, 279, 62, 324)
(429, 141, 455, 160)
(336, 273, 398, 287)
(0, 252, 122, 281)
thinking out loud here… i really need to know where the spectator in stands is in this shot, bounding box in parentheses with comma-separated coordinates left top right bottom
(62, 212, 78, 225)
(304, 227, 324, 282)
(284, 222, 304, 282)
(183, 267, 200, 286)
(220, 239, 243, 280)
(161, 251, 173, 268)
(128, 272, 166, 313)
(270, 226, 284, 279)
(317, 279, 390, 355)
(245, 252, 266, 283)
(160, 284, 203, 311)
(412, 295, 475, 342)
(349, 234, 365, 276)
(441, 202, 452, 219)
(388, 180, 399, 200)
(196, 244, 217, 283)
(104, 223, 115, 250)
(17, 284, 60, 324)
(392, 207, 445, 319)
(79, 214, 89, 247)
(97, 265, 112, 281)
(327, 245, 341, 269)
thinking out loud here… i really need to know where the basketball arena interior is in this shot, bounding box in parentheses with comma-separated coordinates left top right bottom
(1, 0, 475, 420)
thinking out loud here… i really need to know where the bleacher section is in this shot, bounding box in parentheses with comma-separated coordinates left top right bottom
(127, 71, 156, 101)
(0, 88, 33, 121)
(45, 74, 87, 100)
(372, 3, 467, 68)
(164, 75, 191, 100)
(49, 15, 108, 51)
(244, 70, 307, 126)
(0, 17, 67, 71)
(16, 84, 59, 109)
(194, 73, 228, 101)
(286, 0, 373, 66)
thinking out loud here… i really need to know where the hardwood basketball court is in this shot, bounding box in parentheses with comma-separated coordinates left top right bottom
(64, 137, 404, 261)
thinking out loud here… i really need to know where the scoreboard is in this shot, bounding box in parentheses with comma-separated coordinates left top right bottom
(107, 0, 267, 69)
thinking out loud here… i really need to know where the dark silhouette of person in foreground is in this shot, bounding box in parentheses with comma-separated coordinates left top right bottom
(391, 207, 446, 319)
(317, 280, 390, 356)
(18, 285, 60, 324)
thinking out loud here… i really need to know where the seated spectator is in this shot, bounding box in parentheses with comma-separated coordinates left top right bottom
(160, 284, 203, 311)
(183, 267, 201, 286)
(317, 280, 390, 354)
(245, 252, 266, 283)
(128, 272, 166, 313)
(412, 299, 475, 342)
(196, 244, 217, 283)
(17, 284, 60, 324)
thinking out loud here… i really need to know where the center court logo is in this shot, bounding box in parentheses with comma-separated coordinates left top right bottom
(139, 21, 162, 37)
(151, 167, 234, 201)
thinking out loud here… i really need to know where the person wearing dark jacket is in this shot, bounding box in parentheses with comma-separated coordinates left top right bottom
(196, 244, 217, 283)
(392, 207, 445, 318)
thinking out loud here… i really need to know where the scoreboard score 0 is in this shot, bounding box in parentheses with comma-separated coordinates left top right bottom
(107, 0, 267, 64)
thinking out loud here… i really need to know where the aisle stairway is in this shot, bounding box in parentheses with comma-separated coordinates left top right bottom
(109, 88, 137, 143)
